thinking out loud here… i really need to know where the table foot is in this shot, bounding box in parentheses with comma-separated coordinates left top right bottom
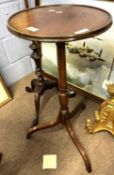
(25, 79, 37, 93)
(26, 119, 60, 139)
(25, 78, 58, 93)
(64, 119, 92, 173)
(68, 90, 76, 98)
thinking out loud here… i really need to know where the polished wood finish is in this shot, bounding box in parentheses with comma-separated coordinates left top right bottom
(8, 5, 112, 42)
(26, 42, 91, 172)
(56, 43, 91, 172)
(24, 1, 57, 127)
(7, 4, 112, 173)
(57, 43, 69, 123)
(65, 119, 91, 172)
(25, 41, 58, 126)
(24, 0, 40, 8)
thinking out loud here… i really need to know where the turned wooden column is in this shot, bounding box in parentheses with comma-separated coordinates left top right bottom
(25, 41, 44, 93)
(30, 41, 44, 83)
(27, 41, 44, 126)
(56, 43, 70, 123)
(24, 0, 40, 8)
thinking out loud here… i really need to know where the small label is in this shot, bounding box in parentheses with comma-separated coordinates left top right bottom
(42, 154, 57, 169)
(48, 9, 55, 12)
(55, 11, 63, 14)
(26, 26, 39, 32)
(74, 28, 89, 34)
(102, 80, 113, 90)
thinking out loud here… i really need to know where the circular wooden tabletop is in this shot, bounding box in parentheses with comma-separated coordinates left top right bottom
(8, 4, 112, 42)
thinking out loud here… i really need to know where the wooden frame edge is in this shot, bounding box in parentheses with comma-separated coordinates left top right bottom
(0, 76, 12, 107)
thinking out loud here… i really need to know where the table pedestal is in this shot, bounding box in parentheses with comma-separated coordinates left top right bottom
(26, 42, 92, 173)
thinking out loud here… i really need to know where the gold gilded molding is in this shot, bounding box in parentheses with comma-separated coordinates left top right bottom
(0, 76, 12, 107)
(86, 83, 114, 136)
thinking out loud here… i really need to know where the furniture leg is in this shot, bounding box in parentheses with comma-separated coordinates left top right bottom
(31, 79, 58, 127)
(26, 40, 75, 124)
(65, 119, 92, 172)
(56, 42, 92, 173)
(26, 41, 75, 128)
(56, 42, 70, 123)
(70, 102, 86, 119)
(27, 118, 60, 139)
(24, 0, 40, 8)
(26, 41, 58, 137)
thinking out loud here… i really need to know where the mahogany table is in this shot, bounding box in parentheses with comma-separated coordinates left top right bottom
(7, 4, 112, 173)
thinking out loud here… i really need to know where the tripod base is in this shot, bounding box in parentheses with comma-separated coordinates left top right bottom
(26, 102, 92, 173)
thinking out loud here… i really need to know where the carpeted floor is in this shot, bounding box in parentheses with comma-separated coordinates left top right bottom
(0, 72, 114, 175)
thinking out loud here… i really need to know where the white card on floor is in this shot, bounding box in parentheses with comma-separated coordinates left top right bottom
(42, 154, 57, 169)
(102, 80, 113, 90)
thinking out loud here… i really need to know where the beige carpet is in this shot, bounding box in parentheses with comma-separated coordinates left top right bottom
(0, 73, 114, 175)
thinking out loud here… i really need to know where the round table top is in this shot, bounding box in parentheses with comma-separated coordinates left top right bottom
(8, 4, 112, 42)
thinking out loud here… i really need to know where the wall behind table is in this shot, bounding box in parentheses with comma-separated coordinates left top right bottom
(0, 0, 33, 86)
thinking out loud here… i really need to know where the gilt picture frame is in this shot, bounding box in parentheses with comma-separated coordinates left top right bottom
(0, 76, 12, 107)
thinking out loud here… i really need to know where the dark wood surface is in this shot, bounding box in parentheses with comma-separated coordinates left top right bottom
(8, 4, 112, 42)
(24, 0, 40, 8)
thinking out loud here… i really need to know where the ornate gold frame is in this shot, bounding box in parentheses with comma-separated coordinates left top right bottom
(0, 76, 12, 107)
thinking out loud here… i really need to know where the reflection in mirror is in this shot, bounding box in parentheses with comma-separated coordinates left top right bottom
(41, 0, 114, 101)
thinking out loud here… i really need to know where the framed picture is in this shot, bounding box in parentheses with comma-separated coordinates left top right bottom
(0, 76, 12, 107)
